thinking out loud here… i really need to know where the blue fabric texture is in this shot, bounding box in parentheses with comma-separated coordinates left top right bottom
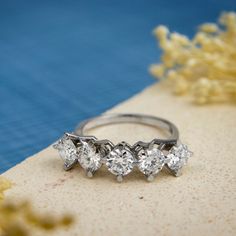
(0, 0, 235, 173)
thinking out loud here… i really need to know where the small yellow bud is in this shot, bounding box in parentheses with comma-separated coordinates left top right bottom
(39, 217, 56, 230)
(149, 64, 165, 78)
(174, 77, 189, 95)
(199, 23, 219, 33)
(195, 96, 208, 104)
(60, 215, 74, 226)
(193, 32, 208, 45)
(186, 58, 197, 67)
(171, 32, 190, 45)
(219, 12, 236, 26)
(153, 25, 169, 39)
(198, 77, 211, 88)
(166, 70, 177, 80)
(0, 177, 12, 201)
(210, 81, 223, 96)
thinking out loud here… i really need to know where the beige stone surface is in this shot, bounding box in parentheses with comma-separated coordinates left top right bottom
(2, 83, 236, 236)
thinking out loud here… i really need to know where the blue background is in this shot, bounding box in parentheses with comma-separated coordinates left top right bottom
(0, 0, 235, 173)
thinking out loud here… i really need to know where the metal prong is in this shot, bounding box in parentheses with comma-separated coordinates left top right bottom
(117, 175, 123, 182)
(165, 165, 183, 177)
(147, 174, 155, 182)
(64, 132, 80, 140)
(173, 169, 182, 177)
(158, 143, 166, 150)
(63, 163, 73, 171)
(86, 170, 93, 178)
(119, 141, 132, 149)
(148, 139, 155, 149)
(189, 151, 194, 157)
(63, 159, 77, 171)
(52, 142, 60, 149)
(64, 132, 74, 137)
(164, 155, 171, 165)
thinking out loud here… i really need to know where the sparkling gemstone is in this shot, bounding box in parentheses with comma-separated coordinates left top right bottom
(54, 136, 78, 166)
(78, 141, 102, 173)
(137, 148, 165, 176)
(106, 145, 135, 176)
(167, 144, 192, 172)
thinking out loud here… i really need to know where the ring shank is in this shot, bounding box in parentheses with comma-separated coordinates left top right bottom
(75, 113, 179, 142)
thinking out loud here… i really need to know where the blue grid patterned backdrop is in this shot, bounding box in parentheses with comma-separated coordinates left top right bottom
(0, 0, 235, 173)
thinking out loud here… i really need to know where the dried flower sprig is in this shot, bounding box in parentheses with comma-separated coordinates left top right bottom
(150, 12, 236, 104)
(0, 177, 74, 236)
(0, 177, 11, 201)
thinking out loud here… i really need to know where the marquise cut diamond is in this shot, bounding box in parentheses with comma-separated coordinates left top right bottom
(167, 144, 192, 172)
(137, 148, 165, 176)
(106, 145, 135, 176)
(78, 141, 102, 173)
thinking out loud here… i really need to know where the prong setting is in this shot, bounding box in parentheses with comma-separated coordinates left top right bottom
(105, 142, 135, 177)
(147, 174, 155, 182)
(86, 170, 94, 178)
(166, 143, 193, 176)
(53, 114, 192, 182)
(136, 146, 165, 178)
(116, 175, 123, 182)
(77, 140, 102, 175)
(53, 135, 79, 170)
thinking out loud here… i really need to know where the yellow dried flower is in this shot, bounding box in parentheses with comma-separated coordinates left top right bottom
(0, 200, 74, 235)
(150, 11, 236, 104)
(149, 64, 165, 78)
(199, 23, 219, 33)
(0, 177, 74, 236)
(60, 215, 74, 226)
(153, 25, 169, 40)
(0, 177, 12, 201)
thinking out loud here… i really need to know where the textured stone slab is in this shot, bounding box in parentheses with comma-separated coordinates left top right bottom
(2, 83, 236, 236)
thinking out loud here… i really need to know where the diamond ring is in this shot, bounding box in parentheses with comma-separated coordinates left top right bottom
(53, 114, 193, 182)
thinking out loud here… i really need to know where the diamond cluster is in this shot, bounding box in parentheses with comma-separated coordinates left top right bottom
(53, 134, 192, 181)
